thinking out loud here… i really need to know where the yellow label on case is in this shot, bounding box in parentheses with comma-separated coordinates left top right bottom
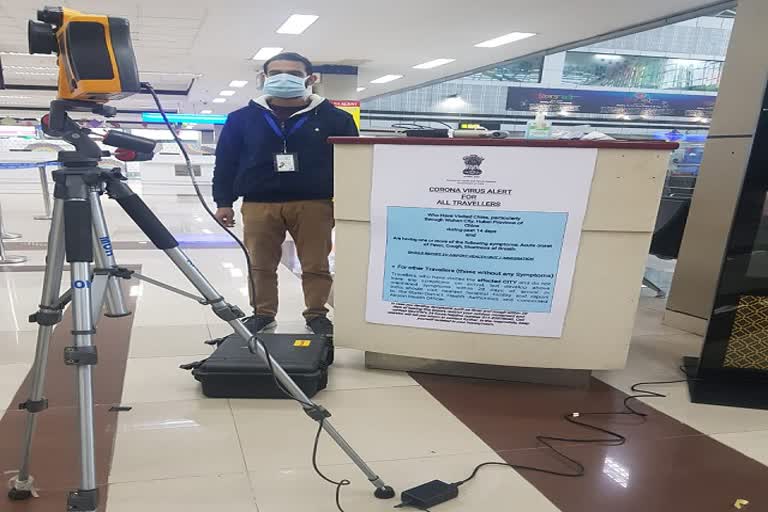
(293, 340, 312, 347)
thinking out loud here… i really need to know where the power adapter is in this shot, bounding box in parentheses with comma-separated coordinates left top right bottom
(397, 480, 459, 510)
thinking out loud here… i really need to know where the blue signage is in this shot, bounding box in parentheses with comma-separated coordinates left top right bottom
(507, 87, 716, 118)
(141, 113, 228, 125)
(382, 207, 568, 313)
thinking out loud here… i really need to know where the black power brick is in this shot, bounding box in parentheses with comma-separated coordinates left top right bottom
(397, 480, 459, 510)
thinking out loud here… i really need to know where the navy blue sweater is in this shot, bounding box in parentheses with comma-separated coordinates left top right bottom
(212, 97, 358, 207)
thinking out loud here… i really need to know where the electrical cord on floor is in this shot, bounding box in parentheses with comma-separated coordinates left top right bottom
(455, 374, 696, 485)
(142, 83, 352, 510)
(397, 369, 699, 510)
(312, 419, 351, 512)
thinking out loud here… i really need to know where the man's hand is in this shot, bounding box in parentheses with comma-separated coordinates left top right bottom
(214, 207, 236, 227)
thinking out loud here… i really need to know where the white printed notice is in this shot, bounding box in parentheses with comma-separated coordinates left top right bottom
(366, 144, 597, 338)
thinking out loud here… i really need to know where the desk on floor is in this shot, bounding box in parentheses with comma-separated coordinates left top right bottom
(330, 137, 677, 383)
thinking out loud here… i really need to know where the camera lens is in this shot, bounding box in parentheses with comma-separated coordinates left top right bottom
(28, 20, 58, 55)
(37, 7, 63, 26)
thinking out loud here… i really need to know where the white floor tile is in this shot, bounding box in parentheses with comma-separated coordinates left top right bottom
(128, 325, 213, 358)
(122, 356, 206, 404)
(109, 400, 246, 483)
(632, 306, 688, 337)
(0, 329, 37, 365)
(249, 451, 559, 512)
(107, 473, 258, 512)
(0, 271, 54, 332)
(231, 386, 490, 471)
(0, 363, 29, 410)
(327, 348, 417, 391)
(714, 430, 768, 466)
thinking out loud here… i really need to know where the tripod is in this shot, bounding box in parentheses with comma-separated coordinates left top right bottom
(7, 101, 394, 511)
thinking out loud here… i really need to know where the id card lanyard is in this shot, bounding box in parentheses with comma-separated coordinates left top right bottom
(264, 112, 309, 154)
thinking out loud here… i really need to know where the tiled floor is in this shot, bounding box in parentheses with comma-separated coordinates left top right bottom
(2, 190, 768, 511)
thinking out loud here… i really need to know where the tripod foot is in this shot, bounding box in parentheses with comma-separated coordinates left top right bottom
(8, 488, 34, 501)
(374, 485, 396, 499)
(104, 311, 132, 318)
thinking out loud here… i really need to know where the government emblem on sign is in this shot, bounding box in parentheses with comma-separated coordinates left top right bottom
(462, 154, 484, 176)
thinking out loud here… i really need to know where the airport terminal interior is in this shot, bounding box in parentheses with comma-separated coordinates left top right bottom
(1, 0, 768, 511)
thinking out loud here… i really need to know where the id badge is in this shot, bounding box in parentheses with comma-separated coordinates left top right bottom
(274, 153, 298, 173)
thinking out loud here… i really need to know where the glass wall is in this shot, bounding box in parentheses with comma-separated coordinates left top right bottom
(362, 9, 736, 298)
(464, 56, 543, 83)
(562, 52, 723, 91)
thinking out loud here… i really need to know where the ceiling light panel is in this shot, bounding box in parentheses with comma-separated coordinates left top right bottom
(475, 32, 536, 48)
(219, 90, 236, 97)
(276, 14, 319, 35)
(229, 80, 248, 88)
(252, 47, 284, 60)
(370, 74, 403, 84)
(413, 58, 456, 69)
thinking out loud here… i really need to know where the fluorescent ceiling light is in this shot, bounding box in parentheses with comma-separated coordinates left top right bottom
(229, 80, 248, 88)
(219, 90, 236, 97)
(212, 98, 227, 103)
(356, 87, 366, 92)
(475, 32, 536, 48)
(413, 58, 456, 70)
(0, 51, 55, 58)
(370, 74, 403, 84)
(200, 109, 212, 114)
(6, 71, 57, 76)
(252, 47, 283, 60)
(3, 65, 57, 71)
(276, 14, 319, 35)
(142, 71, 202, 78)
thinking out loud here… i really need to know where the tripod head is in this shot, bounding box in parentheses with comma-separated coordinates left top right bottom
(29, 6, 155, 168)
(41, 99, 157, 167)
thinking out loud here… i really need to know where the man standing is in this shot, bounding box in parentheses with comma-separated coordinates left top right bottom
(213, 52, 358, 335)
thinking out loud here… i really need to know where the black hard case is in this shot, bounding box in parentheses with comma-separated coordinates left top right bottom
(190, 333, 334, 399)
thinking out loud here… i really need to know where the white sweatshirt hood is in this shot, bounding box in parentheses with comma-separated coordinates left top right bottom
(253, 94, 326, 117)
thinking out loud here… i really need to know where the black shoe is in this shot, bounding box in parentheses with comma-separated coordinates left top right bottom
(306, 316, 333, 336)
(244, 315, 276, 333)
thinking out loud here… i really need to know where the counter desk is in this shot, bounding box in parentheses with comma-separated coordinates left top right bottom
(330, 137, 678, 384)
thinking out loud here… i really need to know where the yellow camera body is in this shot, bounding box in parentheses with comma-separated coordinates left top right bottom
(29, 7, 141, 102)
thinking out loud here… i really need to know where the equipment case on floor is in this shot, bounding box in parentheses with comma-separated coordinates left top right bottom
(183, 333, 334, 399)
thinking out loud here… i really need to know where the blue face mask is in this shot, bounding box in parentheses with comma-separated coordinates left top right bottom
(263, 73, 310, 98)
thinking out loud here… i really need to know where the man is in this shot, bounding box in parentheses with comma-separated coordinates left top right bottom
(213, 52, 358, 335)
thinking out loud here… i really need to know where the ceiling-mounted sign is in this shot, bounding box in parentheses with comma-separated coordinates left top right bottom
(506, 87, 716, 118)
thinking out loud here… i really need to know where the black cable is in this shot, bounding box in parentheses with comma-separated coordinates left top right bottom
(312, 420, 351, 512)
(141, 82, 352, 507)
(452, 371, 697, 489)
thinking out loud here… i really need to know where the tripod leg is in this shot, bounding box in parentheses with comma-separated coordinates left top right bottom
(9, 199, 66, 501)
(61, 177, 99, 512)
(642, 277, 666, 298)
(107, 179, 395, 499)
(89, 188, 129, 318)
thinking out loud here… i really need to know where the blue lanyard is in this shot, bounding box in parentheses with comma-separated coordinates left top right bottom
(263, 112, 309, 152)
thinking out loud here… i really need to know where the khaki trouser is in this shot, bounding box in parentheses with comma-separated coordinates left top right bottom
(241, 200, 334, 319)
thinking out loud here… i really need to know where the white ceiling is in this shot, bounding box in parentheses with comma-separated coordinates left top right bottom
(0, 0, 726, 115)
